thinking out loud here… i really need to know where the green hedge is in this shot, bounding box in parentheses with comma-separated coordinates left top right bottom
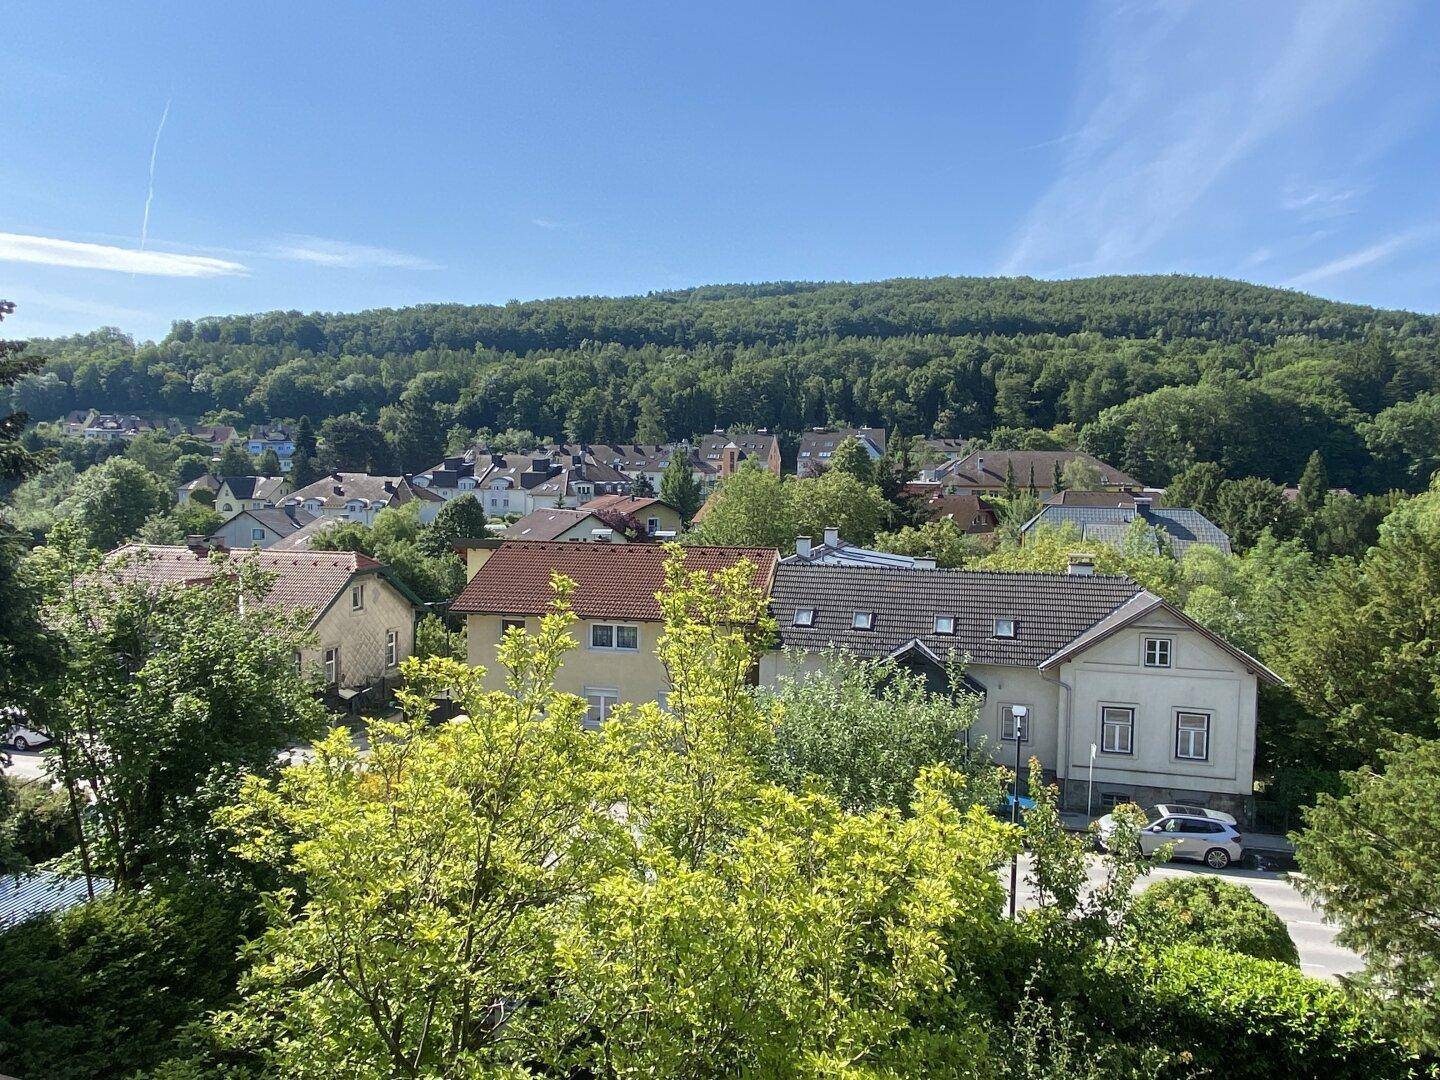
(1099, 945, 1419, 1079)
(1133, 877, 1300, 965)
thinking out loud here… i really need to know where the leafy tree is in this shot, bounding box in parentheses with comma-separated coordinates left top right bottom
(1133, 877, 1299, 964)
(1307, 490, 1401, 560)
(1362, 392, 1440, 491)
(1295, 736, 1440, 1052)
(826, 435, 873, 483)
(977, 523, 1182, 601)
(134, 502, 225, 545)
(873, 516, 987, 568)
(255, 447, 283, 476)
(173, 452, 211, 484)
(759, 650, 1000, 812)
(1059, 457, 1102, 491)
(33, 538, 326, 887)
(791, 469, 889, 546)
(215, 441, 254, 476)
(413, 612, 465, 660)
(1180, 530, 1318, 663)
(659, 450, 702, 524)
(310, 502, 462, 604)
(419, 492, 487, 557)
(1164, 460, 1226, 515)
(62, 457, 172, 550)
(318, 414, 391, 474)
(1213, 476, 1293, 550)
(686, 464, 790, 547)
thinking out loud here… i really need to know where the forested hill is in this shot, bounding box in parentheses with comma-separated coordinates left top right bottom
(13, 274, 1440, 492)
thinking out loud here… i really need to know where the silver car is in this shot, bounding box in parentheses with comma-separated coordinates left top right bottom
(1097, 806, 1244, 869)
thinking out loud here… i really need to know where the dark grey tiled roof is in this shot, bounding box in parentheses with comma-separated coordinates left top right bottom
(1023, 505, 1231, 554)
(771, 564, 1142, 667)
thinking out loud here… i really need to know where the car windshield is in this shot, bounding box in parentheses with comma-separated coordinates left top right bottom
(1144, 806, 1166, 824)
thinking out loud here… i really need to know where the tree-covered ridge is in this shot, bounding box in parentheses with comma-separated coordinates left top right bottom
(11, 274, 1440, 492)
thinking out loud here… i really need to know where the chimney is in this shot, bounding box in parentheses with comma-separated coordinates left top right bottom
(383, 480, 395, 493)
(823, 526, 840, 548)
(913, 557, 937, 570)
(1067, 553, 1096, 576)
(795, 535, 812, 557)
(975, 455, 985, 475)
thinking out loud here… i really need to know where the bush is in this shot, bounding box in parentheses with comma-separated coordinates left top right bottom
(1133, 876, 1299, 964)
(0, 883, 260, 1080)
(2, 777, 79, 866)
(1093, 945, 1417, 1079)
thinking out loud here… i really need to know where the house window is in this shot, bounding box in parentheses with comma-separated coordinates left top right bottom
(1000, 704, 1030, 742)
(647, 517, 659, 535)
(1144, 637, 1173, 668)
(1100, 791, 1133, 810)
(934, 615, 956, 635)
(385, 629, 399, 668)
(583, 688, 620, 731)
(500, 618, 526, 639)
(351, 584, 365, 611)
(221, 503, 233, 513)
(1176, 711, 1211, 761)
(851, 611, 876, 630)
(323, 646, 340, 685)
(793, 608, 815, 627)
(251, 528, 265, 541)
(1101, 706, 1135, 755)
(590, 623, 639, 651)
(993, 618, 1017, 638)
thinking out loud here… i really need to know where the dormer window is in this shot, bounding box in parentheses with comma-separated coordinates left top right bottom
(993, 618, 1017, 638)
(934, 615, 956, 635)
(793, 608, 815, 627)
(852, 611, 876, 631)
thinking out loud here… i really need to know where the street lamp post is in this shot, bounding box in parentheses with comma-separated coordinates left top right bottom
(1008, 704, 1028, 920)
(1087, 742, 1098, 821)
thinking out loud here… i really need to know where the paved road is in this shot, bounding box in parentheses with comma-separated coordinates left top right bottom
(1, 748, 49, 783)
(1009, 853, 1363, 981)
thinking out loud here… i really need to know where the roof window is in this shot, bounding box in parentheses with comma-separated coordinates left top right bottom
(993, 618, 1017, 638)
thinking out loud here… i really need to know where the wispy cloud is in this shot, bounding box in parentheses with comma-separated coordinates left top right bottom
(265, 234, 440, 270)
(0, 232, 247, 277)
(531, 217, 564, 230)
(1280, 178, 1363, 220)
(1000, 1, 1406, 276)
(1285, 226, 1431, 287)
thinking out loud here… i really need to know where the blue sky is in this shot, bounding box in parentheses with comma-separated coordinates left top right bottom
(5, 0, 1439, 341)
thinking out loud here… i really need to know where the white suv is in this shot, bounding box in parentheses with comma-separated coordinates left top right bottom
(1097, 806, 1244, 869)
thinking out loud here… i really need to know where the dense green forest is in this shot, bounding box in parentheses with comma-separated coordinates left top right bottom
(11, 274, 1440, 488)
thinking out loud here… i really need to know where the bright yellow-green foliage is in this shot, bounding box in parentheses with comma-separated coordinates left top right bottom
(219, 552, 1022, 1077)
(974, 522, 1183, 600)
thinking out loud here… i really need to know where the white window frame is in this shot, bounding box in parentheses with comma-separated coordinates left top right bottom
(323, 646, 340, 685)
(1100, 705, 1135, 755)
(933, 615, 956, 635)
(993, 617, 1017, 638)
(793, 608, 816, 627)
(851, 611, 876, 630)
(385, 629, 399, 668)
(1175, 710, 1211, 761)
(251, 527, 265, 541)
(590, 622, 640, 652)
(583, 687, 620, 730)
(350, 583, 365, 611)
(1000, 703, 1030, 743)
(1143, 636, 1173, 668)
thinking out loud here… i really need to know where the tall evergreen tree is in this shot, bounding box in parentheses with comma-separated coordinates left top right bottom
(1297, 451, 1329, 518)
(291, 415, 320, 485)
(660, 452, 702, 525)
(216, 442, 254, 476)
(1052, 460, 1064, 492)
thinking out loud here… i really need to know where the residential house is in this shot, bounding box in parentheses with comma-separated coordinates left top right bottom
(781, 527, 931, 569)
(269, 515, 343, 551)
(166, 420, 237, 447)
(280, 472, 432, 525)
(452, 541, 778, 726)
(582, 494, 684, 536)
(215, 475, 290, 520)
(919, 450, 1141, 497)
(918, 437, 972, 460)
(247, 423, 297, 472)
(696, 429, 782, 479)
(108, 542, 422, 691)
(176, 473, 222, 505)
(207, 506, 318, 549)
(62, 411, 158, 442)
(409, 449, 633, 515)
(762, 560, 1279, 817)
(918, 491, 1001, 535)
(797, 426, 887, 477)
(503, 507, 644, 543)
(1022, 495, 1232, 555)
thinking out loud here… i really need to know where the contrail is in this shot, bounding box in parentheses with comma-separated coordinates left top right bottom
(139, 96, 171, 253)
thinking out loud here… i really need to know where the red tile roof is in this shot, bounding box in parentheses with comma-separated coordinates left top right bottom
(451, 540, 778, 620)
(106, 544, 393, 626)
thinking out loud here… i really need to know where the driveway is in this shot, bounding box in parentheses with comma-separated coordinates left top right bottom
(1009, 853, 1363, 981)
(1, 748, 50, 784)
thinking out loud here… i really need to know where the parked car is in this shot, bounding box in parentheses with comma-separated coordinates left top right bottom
(1151, 802, 1238, 827)
(4, 722, 51, 752)
(1096, 805, 1244, 869)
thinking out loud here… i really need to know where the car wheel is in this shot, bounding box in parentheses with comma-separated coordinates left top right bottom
(1204, 847, 1231, 870)
(11, 736, 28, 751)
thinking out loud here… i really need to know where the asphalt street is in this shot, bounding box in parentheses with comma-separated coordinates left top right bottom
(1010, 852, 1363, 980)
